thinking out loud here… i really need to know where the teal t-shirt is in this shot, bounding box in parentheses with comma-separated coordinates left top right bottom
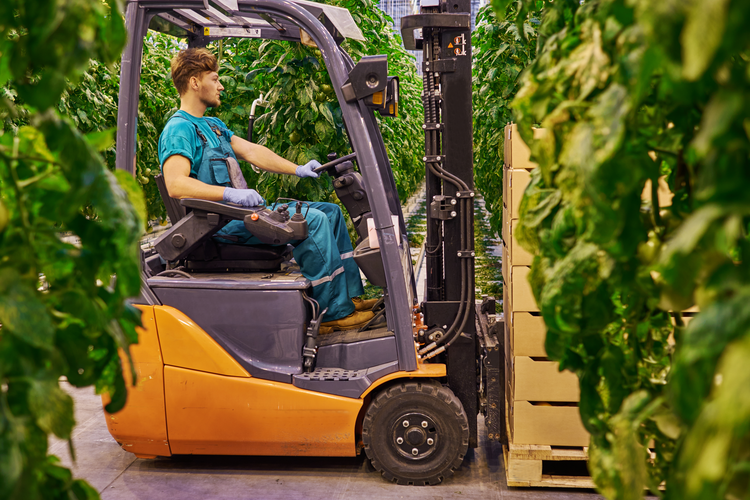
(158, 110, 235, 177)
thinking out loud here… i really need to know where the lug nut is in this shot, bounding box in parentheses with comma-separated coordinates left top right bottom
(427, 438, 434, 445)
(412, 448, 419, 456)
(403, 420, 410, 428)
(421, 421, 428, 428)
(397, 437, 404, 444)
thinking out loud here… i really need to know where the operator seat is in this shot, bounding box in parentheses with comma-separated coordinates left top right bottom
(154, 174, 291, 272)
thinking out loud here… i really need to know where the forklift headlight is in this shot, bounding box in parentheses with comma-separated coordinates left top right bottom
(363, 77, 399, 117)
(379, 77, 399, 118)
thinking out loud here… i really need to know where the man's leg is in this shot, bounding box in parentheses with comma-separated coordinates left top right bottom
(289, 206, 356, 321)
(215, 209, 362, 323)
(306, 201, 365, 299)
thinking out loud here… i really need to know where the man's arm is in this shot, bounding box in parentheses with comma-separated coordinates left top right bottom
(230, 135, 299, 175)
(162, 154, 226, 200)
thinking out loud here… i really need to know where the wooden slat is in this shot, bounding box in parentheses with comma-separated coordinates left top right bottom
(508, 443, 588, 461)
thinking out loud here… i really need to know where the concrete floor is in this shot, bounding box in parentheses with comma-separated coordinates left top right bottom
(51, 382, 604, 500)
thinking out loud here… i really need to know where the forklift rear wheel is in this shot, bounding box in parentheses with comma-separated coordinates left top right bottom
(362, 380, 469, 485)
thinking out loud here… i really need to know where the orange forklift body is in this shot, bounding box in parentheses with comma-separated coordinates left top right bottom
(104, 306, 446, 459)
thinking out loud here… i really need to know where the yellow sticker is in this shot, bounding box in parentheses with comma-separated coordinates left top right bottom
(448, 42, 454, 48)
(204, 27, 210, 36)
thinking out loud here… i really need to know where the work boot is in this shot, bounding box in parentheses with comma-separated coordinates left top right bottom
(320, 310, 376, 332)
(352, 296, 379, 311)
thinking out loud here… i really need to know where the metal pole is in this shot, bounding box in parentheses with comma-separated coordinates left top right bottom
(115, 2, 147, 175)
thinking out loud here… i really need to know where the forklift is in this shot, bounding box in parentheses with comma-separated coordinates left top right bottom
(108, 0, 504, 486)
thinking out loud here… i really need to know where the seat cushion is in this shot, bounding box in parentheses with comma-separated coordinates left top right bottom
(215, 243, 292, 261)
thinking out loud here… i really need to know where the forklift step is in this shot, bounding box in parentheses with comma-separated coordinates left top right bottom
(298, 367, 363, 381)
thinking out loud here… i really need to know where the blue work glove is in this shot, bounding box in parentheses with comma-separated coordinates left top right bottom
(296, 160, 321, 178)
(223, 187, 264, 207)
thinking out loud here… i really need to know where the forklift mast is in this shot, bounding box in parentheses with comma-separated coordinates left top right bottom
(402, 0, 479, 447)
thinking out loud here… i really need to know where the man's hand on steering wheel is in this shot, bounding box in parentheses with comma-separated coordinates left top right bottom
(296, 160, 321, 178)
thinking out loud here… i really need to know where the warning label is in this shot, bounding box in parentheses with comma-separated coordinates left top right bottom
(452, 34, 467, 56)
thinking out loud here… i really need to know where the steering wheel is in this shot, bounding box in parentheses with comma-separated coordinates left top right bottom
(313, 152, 357, 173)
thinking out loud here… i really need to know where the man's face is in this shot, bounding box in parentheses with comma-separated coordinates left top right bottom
(195, 70, 224, 108)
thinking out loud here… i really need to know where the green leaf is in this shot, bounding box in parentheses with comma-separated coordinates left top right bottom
(319, 103, 335, 127)
(314, 120, 329, 140)
(28, 380, 76, 439)
(681, 0, 730, 81)
(690, 90, 742, 158)
(0, 434, 22, 497)
(70, 479, 99, 500)
(650, 411, 682, 440)
(563, 21, 610, 100)
(671, 332, 750, 498)
(0, 269, 55, 348)
(84, 128, 116, 152)
(114, 169, 147, 227)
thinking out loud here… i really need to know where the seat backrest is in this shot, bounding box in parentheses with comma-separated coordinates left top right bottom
(155, 173, 185, 224)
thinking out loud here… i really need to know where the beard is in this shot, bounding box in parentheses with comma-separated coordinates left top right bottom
(200, 94, 221, 109)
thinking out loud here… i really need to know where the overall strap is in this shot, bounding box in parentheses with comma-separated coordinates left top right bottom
(168, 113, 207, 144)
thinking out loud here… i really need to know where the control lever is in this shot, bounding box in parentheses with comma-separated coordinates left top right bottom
(243, 207, 308, 244)
(276, 203, 290, 221)
(313, 152, 357, 173)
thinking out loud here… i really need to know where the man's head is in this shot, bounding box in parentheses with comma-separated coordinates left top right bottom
(171, 48, 224, 108)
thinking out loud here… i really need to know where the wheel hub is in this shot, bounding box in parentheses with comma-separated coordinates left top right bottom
(391, 412, 438, 460)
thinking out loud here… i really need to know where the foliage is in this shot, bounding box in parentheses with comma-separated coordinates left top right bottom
(212, 0, 424, 207)
(472, 4, 537, 237)
(59, 33, 182, 223)
(0, 1, 143, 498)
(502, 0, 750, 497)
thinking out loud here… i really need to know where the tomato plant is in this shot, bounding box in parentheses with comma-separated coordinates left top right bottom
(472, 4, 537, 237)
(496, 0, 750, 497)
(0, 1, 143, 499)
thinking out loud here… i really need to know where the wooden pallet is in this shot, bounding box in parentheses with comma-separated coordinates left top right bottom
(503, 443, 595, 488)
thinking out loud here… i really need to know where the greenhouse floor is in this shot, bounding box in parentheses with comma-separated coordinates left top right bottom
(52, 382, 605, 500)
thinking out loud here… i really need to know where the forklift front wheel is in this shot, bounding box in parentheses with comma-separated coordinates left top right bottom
(362, 380, 469, 485)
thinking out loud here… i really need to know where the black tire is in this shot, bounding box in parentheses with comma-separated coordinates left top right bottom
(362, 380, 469, 485)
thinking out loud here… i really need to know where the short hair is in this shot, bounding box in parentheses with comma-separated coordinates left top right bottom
(170, 48, 219, 96)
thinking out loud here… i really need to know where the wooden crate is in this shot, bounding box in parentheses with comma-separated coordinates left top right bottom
(508, 266, 538, 312)
(504, 218, 533, 266)
(509, 401, 589, 446)
(502, 167, 531, 221)
(512, 357, 580, 402)
(511, 312, 546, 357)
(505, 123, 540, 171)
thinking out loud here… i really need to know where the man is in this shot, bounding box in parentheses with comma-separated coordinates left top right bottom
(158, 48, 375, 330)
